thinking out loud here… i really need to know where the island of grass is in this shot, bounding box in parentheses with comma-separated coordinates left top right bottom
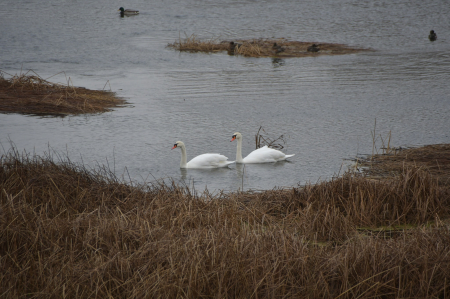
(1, 142, 450, 298)
(0, 70, 127, 116)
(168, 34, 370, 58)
(358, 143, 450, 186)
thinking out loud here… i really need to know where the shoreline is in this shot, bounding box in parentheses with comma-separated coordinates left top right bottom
(1, 142, 449, 297)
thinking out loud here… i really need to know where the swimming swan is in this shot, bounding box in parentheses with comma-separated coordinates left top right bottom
(231, 132, 295, 163)
(172, 141, 235, 169)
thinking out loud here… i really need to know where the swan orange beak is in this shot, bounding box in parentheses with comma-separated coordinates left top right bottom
(171, 144, 177, 149)
(231, 136, 236, 142)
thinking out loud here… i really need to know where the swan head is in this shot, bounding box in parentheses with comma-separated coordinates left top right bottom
(231, 132, 242, 142)
(172, 141, 185, 150)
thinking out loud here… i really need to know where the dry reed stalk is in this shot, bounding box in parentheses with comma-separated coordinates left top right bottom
(254, 126, 287, 149)
(1, 147, 450, 298)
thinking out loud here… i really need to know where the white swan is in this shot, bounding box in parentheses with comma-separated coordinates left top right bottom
(172, 141, 235, 169)
(231, 132, 295, 163)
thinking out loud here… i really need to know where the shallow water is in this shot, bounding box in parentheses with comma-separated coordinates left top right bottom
(1, 0, 450, 191)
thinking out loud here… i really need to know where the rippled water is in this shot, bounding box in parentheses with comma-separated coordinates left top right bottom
(1, 0, 449, 191)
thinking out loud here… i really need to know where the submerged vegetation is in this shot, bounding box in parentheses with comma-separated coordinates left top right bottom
(1, 143, 450, 298)
(167, 34, 369, 58)
(0, 70, 127, 116)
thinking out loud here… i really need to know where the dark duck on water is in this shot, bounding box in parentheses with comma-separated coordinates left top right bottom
(428, 30, 437, 41)
(118, 7, 139, 16)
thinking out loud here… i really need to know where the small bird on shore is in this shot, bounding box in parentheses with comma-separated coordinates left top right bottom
(307, 44, 320, 52)
(118, 7, 139, 16)
(272, 43, 285, 54)
(428, 30, 437, 41)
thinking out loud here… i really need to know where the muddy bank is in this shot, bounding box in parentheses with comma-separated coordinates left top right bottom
(0, 71, 127, 116)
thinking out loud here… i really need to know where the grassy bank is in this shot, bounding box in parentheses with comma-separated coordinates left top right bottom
(0, 70, 127, 116)
(1, 146, 450, 298)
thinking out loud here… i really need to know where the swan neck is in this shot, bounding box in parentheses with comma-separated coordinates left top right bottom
(180, 145, 188, 168)
(236, 138, 244, 163)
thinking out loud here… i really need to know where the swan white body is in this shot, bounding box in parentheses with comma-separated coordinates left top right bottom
(172, 141, 235, 169)
(231, 132, 295, 163)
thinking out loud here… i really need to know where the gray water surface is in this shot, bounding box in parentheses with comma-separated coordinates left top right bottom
(1, 0, 449, 191)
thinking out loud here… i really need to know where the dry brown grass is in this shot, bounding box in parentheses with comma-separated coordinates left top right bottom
(0, 70, 127, 116)
(167, 33, 226, 53)
(167, 35, 370, 58)
(1, 146, 450, 298)
(359, 144, 450, 187)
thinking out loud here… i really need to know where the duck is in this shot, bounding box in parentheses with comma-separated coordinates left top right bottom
(429, 30, 437, 41)
(230, 132, 294, 163)
(307, 44, 320, 52)
(172, 141, 235, 169)
(228, 41, 242, 55)
(272, 42, 285, 54)
(118, 7, 139, 15)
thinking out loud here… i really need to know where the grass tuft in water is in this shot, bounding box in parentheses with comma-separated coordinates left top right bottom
(0, 69, 127, 116)
(167, 34, 370, 58)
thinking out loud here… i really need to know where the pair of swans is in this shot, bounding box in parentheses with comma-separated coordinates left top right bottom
(172, 132, 295, 169)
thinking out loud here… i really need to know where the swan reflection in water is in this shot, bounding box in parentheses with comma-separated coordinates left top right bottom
(179, 167, 233, 190)
(234, 161, 292, 191)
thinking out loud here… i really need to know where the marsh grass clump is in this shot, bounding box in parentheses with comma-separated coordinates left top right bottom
(168, 35, 369, 58)
(360, 143, 450, 187)
(1, 146, 450, 298)
(167, 33, 226, 53)
(0, 70, 127, 116)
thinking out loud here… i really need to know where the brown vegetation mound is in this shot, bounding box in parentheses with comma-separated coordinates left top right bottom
(1, 146, 450, 298)
(167, 34, 369, 58)
(0, 70, 127, 116)
(359, 143, 450, 187)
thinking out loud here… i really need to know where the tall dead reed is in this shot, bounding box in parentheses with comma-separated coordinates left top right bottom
(1, 147, 450, 298)
(254, 126, 287, 150)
